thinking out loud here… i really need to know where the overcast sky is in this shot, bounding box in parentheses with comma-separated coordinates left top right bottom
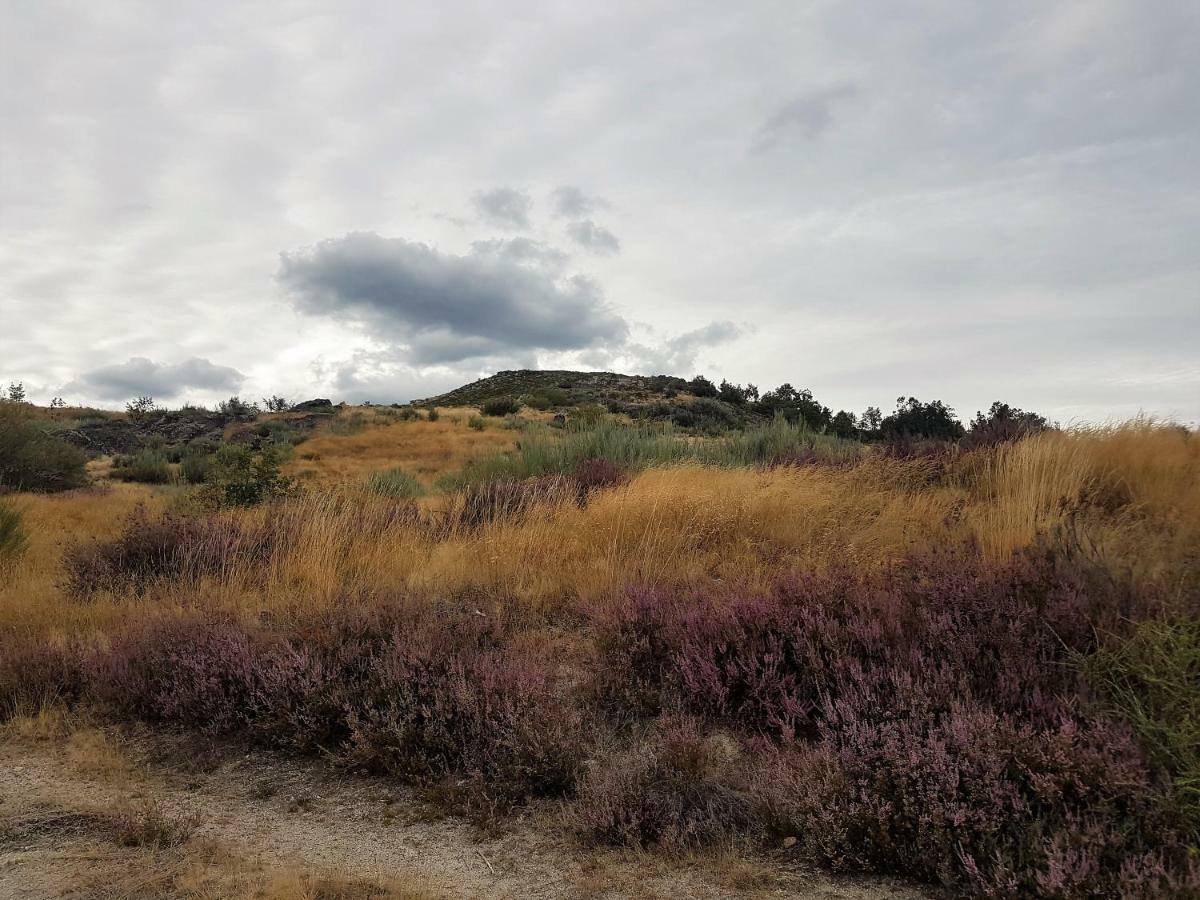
(2, 1, 1197, 425)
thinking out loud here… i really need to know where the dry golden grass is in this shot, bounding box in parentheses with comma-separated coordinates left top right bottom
(2, 422, 1195, 638)
(0, 482, 167, 638)
(285, 408, 517, 487)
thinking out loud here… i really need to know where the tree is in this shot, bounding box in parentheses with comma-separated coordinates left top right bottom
(756, 384, 833, 432)
(50, 397, 66, 409)
(860, 406, 883, 435)
(5, 382, 26, 403)
(963, 401, 1049, 449)
(125, 396, 157, 421)
(262, 395, 290, 413)
(830, 410, 859, 439)
(687, 375, 718, 398)
(879, 397, 964, 442)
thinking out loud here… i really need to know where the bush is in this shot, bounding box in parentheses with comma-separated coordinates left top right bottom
(467, 415, 486, 431)
(179, 446, 212, 484)
(589, 550, 1199, 894)
(110, 449, 172, 484)
(481, 397, 521, 417)
(367, 468, 423, 499)
(62, 508, 270, 599)
(0, 404, 88, 492)
(425, 406, 440, 422)
(572, 457, 628, 499)
(0, 500, 27, 570)
(573, 716, 750, 850)
(202, 444, 291, 506)
(0, 638, 85, 718)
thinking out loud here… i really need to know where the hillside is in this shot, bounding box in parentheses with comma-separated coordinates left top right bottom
(413, 369, 688, 407)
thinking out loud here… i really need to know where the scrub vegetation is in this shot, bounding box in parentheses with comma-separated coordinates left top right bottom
(1, 374, 1197, 897)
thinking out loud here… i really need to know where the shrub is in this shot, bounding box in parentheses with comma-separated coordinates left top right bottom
(573, 716, 751, 850)
(0, 638, 85, 718)
(481, 397, 521, 417)
(179, 446, 212, 484)
(454, 476, 572, 530)
(202, 444, 291, 506)
(467, 415, 486, 431)
(0, 500, 27, 570)
(110, 449, 172, 484)
(589, 550, 1199, 894)
(88, 617, 259, 732)
(572, 457, 627, 499)
(367, 468, 423, 500)
(425, 406, 440, 422)
(62, 508, 270, 599)
(0, 404, 88, 492)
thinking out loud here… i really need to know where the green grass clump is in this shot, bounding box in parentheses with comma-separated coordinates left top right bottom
(367, 468, 424, 499)
(111, 450, 173, 484)
(1079, 619, 1200, 831)
(446, 417, 863, 488)
(0, 501, 27, 570)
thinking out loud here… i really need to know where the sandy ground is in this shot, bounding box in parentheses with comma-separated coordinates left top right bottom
(0, 723, 930, 899)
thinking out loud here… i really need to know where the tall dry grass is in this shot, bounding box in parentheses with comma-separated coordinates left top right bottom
(2, 422, 1195, 636)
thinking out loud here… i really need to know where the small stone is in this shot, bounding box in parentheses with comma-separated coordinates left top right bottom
(782, 836, 798, 849)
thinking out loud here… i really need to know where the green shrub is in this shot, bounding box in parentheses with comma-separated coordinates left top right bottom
(397, 406, 420, 421)
(179, 447, 212, 484)
(524, 394, 552, 411)
(367, 468, 424, 499)
(481, 397, 521, 417)
(467, 416, 486, 431)
(111, 450, 172, 484)
(426, 406, 440, 422)
(203, 444, 291, 506)
(0, 501, 27, 570)
(0, 405, 88, 492)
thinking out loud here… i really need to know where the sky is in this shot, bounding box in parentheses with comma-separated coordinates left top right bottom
(2, 0, 1197, 426)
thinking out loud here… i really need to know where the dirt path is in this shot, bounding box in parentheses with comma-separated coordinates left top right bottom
(0, 726, 929, 899)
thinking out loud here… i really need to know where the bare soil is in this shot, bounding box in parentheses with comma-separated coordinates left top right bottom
(0, 725, 930, 899)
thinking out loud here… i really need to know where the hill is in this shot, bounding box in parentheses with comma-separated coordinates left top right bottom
(412, 369, 688, 408)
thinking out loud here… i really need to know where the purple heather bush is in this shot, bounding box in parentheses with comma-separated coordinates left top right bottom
(586, 549, 1198, 895)
(62, 507, 275, 599)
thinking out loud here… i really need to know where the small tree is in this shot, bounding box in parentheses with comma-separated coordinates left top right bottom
(125, 396, 157, 421)
(50, 397, 66, 409)
(687, 375, 718, 398)
(218, 396, 259, 417)
(6, 382, 26, 403)
(830, 410, 859, 439)
(262, 395, 290, 413)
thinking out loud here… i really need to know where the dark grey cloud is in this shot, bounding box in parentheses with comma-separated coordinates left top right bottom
(278, 232, 629, 364)
(754, 84, 858, 150)
(565, 220, 621, 255)
(472, 187, 532, 229)
(65, 356, 245, 402)
(551, 185, 609, 218)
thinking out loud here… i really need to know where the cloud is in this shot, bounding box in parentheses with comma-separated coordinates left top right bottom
(625, 320, 746, 374)
(551, 185, 609, 218)
(278, 232, 629, 364)
(565, 220, 621, 255)
(65, 357, 245, 401)
(472, 187, 532, 229)
(753, 84, 857, 150)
